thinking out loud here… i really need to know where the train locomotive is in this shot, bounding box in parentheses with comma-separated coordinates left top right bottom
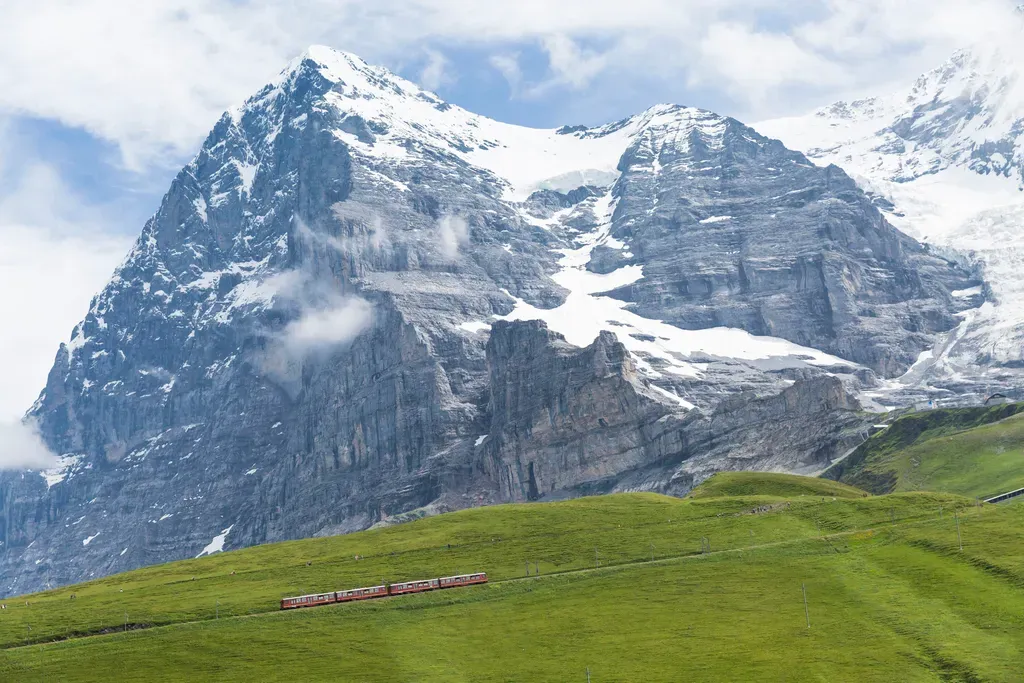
(281, 572, 487, 610)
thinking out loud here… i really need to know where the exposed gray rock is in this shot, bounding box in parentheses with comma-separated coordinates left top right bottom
(481, 321, 869, 502)
(756, 44, 1024, 406)
(483, 321, 685, 500)
(601, 112, 978, 376)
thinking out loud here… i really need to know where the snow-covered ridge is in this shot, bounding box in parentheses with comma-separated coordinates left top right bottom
(759, 45, 1024, 188)
(237, 46, 731, 202)
(758, 40, 1024, 400)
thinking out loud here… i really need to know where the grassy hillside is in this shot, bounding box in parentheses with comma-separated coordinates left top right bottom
(824, 403, 1024, 498)
(689, 471, 869, 499)
(4, 489, 1024, 680)
(0, 492, 939, 649)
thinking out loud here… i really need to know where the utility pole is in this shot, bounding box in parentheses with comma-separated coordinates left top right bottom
(955, 511, 963, 551)
(595, 548, 600, 568)
(586, 667, 591, 683)
(650, 543, 655, 562)
(125, 611, 128, 633)
(802, 583, 810, 628)
(526, 561, 530, 577)
(216, 599, 220, 619)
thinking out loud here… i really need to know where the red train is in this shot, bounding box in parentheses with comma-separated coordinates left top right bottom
(280, 572, 487, 610)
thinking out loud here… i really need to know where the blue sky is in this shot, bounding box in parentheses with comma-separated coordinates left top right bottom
(0, 0, 1020, 420)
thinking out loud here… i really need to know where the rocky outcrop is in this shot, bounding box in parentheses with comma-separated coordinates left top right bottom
(483, 321, 686, 500)
(481, 322, 869, 501)
(601, 114, 979, 376)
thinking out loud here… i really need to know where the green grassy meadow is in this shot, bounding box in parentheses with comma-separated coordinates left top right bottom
(688, 471, 870, 499)
(827, 404, 1024, 498)
(2, 478, 1022, 681)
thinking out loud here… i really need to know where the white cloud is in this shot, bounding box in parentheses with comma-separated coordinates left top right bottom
(0, 421, 57, 470)
(278, 295, 373, 358)
(689, 23, 846, 105)
(531, 34, 610, 94)
(253, 259, 374, 385)
(0, 1, 296, 169)
(258, 291, 373, 390)
(0, 224, 127, 419)
(437, 214, 469, 260)
(418, 48, 453, 92)
(489, 52, 523, 95)
(0, 124, 132, 420)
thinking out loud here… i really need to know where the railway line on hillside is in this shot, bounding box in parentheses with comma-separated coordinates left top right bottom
(0, 501, 995, 652)
(984, 487, 1024, 504)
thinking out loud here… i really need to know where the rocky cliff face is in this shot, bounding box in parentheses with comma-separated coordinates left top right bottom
(0, 47, 976, 595)
(484, 322, 685, 500)
(758, 42, 1024, 405)
(481, 321, 867, 502)
(600, 113, 976, 376)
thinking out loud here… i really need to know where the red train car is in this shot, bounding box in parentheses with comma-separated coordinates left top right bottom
(280, 571, 487, 610)
(280, 591, 336, 610)
(438, 573, 487, 588)
(388, 578, 440, 596)
(336, 584, 387, 603)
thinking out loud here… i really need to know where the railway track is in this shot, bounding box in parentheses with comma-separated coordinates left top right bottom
(984, 487, 1024, 504)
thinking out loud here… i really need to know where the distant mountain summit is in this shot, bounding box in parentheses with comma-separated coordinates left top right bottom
(762, 44, 1024, 186)
(759, 40, 1024, 403)
(0, 46, 975, 595)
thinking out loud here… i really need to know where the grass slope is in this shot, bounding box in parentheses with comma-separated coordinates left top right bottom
(0, 492, 939, 649)
(689, 472, 869, 500)
(824, 403, 1024, 498)
(4, 490, 1024, 681)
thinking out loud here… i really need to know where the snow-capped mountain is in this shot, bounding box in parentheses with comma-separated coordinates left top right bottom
(759, 41, 1024, 402)
(0, 47, 975, 594)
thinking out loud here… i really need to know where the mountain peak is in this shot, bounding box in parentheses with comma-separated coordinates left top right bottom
(302, 44, 369, 71)
(292, 45, 401, 90)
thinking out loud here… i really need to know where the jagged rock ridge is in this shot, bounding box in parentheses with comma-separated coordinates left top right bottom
(758, 38, 1024, 405)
